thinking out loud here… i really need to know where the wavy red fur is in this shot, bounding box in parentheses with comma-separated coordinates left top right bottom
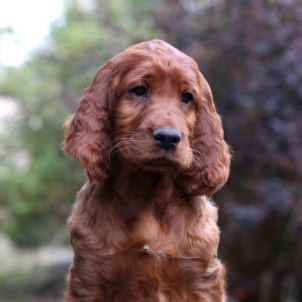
(62, 39, 230, 301)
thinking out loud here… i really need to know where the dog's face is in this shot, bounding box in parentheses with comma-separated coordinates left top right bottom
(111, 42, 202, 172)
(63, 40, 230, 196)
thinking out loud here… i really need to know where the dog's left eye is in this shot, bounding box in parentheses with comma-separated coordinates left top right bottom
(182, 92, 194, 104)
(131, 86, 148, 97)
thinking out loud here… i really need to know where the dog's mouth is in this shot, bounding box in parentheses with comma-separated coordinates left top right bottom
(114, 131, 192, 171)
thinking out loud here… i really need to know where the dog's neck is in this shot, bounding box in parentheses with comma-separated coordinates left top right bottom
(104, 161, 182, 222)
(110, 162, 178, 199)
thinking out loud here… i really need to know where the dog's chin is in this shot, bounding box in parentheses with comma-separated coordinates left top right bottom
(119, 146, 192, 173)
(140, 157, 180, 174)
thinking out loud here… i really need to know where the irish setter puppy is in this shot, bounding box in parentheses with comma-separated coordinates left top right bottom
(62, 39, 230, 302)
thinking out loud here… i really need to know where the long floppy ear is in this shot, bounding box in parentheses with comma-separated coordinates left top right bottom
(177, 75, 231, 197)
(62, 62, 113, 182)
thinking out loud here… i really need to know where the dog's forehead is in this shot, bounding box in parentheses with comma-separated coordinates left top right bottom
(145, 40, 183, 56)
(119, 39, 190, 62)
(108, 40, 200, 83)
(141, 40, 193, 64)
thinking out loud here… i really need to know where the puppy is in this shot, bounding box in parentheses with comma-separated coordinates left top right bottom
(63, 39, 230, 302)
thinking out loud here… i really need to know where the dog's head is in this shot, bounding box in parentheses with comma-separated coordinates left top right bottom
(63, 40, 230, 196)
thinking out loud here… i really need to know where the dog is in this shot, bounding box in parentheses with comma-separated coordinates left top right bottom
(62, 39, 230, 301)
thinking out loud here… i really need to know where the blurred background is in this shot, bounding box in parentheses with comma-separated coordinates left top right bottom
(0, 0, 301, 301)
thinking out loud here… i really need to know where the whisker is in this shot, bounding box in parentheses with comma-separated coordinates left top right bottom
(108, 140, 131, 167)
(108, 136, 152, 167)
(191, 147, 210, 159)
(108, 130, 135, 140)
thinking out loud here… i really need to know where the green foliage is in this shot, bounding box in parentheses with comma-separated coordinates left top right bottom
(1, 0, 301, 300)
(0, 0, 164, 247)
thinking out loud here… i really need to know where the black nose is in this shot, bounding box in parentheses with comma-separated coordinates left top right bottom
(153, 126, 181, 151)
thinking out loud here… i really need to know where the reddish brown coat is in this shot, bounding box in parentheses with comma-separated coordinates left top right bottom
(62, 39, 230, 302)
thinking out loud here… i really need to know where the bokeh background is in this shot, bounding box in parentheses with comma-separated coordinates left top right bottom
(0, 0, 301, 301)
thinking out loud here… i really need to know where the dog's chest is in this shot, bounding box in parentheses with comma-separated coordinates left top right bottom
(131, 210, 176, 256)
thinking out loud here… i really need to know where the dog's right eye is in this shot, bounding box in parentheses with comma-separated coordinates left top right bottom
(131, 86, 148, 97)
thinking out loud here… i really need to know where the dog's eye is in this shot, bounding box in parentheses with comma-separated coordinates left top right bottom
(182, 92, 194, 104)
(131, 86, 148, 97)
